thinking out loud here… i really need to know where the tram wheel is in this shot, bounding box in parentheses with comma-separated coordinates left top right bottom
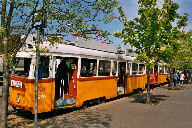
(99, 97, 106, 103)
(83, 100, 90, 108)
(12, 106, 22, 113)
(12, 106, 17, 111)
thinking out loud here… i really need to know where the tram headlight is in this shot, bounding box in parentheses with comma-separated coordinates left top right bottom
(16, 97, 20, 103)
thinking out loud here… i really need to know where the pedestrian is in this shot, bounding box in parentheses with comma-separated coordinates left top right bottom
(172, 72, 179, 87)
(177, 72, 180, 84)
(180, 72, 185, 87)
(186, 71, 190, 84)
(190, 71, 192, 84)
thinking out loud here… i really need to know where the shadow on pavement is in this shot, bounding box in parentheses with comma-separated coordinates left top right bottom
(40, 111, 112, 128)
(8, 106, 82, 120)
(8, 105, 112, 127)
(130, 93, 169, 105)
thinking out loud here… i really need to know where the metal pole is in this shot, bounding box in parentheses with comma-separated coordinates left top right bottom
(63, 79, 64, 100)
(67, 58, 70, 95)
(60, 80, 62, 97)
(35, 27, 40, 128)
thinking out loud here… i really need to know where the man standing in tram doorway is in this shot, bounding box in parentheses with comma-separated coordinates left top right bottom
(56, 59, 69, 99)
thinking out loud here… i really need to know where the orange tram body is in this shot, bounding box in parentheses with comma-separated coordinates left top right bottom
(8, 34, 168, 114)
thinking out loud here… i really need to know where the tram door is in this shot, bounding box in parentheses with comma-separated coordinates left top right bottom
(68, 58, 78, 98)
(118, 62, 126, 94)
(55, 57, 77, 101)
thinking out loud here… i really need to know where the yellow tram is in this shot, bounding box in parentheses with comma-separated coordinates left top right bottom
(8, 34, 168, 114)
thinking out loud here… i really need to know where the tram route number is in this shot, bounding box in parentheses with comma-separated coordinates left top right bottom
(10, 80, 23, 88)
(38, 95, 46, 99)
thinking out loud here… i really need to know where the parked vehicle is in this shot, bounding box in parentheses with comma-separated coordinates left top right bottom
(8, 33, 168, 114)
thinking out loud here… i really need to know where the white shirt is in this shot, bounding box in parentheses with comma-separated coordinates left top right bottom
(180, 74, 185, 80)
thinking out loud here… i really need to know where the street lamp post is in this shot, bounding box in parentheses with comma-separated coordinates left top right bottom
(33, 10, 43, 128)
(34, 26, 40, 128)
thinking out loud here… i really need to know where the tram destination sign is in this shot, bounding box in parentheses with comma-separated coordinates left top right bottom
(10, 80, 23, 88)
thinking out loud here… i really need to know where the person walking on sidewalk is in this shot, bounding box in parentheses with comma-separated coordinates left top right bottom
(180, 72, 185, 87)
(172, 72, 179, 87)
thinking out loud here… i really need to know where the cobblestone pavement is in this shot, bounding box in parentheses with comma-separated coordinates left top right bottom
(1, 84, 192, 128)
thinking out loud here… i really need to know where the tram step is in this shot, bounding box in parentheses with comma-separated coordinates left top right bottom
(65, 98, 76, 105)
(55, 98, 76, 107)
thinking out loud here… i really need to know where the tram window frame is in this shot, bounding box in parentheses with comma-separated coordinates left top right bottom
(66, 58, 77, 70)
(139, 64, 145, 74)
(165, 66, 168, 74)
(127, 63, 131, 75)
(39, 56, 49, 78)
(98, 60, 111, 76)
(112, 61, 117, 76)
(159, 66, 164, 74)
(132, 63, 138, 75)
(81, 58, 97, 77)
(14, 58, 31, 77)
(150, 68, 154, 74)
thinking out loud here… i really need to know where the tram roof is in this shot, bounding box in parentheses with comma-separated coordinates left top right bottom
(16, 34, 136, 61)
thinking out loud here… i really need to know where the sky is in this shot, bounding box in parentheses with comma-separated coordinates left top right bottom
(1, 0, 191, 50)
(101, 0, 192, 49)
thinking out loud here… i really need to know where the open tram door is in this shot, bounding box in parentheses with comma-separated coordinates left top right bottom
(117, 62, 126, 95)
(54, 57, 77, 108)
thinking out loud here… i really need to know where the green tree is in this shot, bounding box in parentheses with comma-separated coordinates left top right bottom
(114, 0, 188, 103)
(1, 0, 119, 127)
(172, 30, 192, 71)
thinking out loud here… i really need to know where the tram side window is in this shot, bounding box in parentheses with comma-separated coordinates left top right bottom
(39, 56, 49, 78)
(132, 63, 138, 75)
(99, 60, 111, 76)
(150, 68, 154, 74)
(81, 58, 96, 77)
(159, 66, 164, 74)
(139, 64, 145, 74)
(127, 63, 131, 75)
(165, 66, 168, 74)
(112, 61, 117, 76)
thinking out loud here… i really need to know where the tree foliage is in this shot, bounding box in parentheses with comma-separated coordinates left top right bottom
(114, 0, 188, 103)
(1, 0, 120, 56)
(0, 34, 21, 54)
(172, 30, 192, 71)
(114, 0, 188, 67)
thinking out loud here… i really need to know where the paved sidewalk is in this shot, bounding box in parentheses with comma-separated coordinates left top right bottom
(2, 84, 192, 128)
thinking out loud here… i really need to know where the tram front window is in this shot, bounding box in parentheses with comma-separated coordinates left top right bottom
(14, 58, 31, 77)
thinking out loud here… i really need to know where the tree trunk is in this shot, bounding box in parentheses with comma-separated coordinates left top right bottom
(1, 0, 9, 127)
(169, 67, 172, 87)
(1, 37, 9, 128)
(146, 66, 151, 104)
